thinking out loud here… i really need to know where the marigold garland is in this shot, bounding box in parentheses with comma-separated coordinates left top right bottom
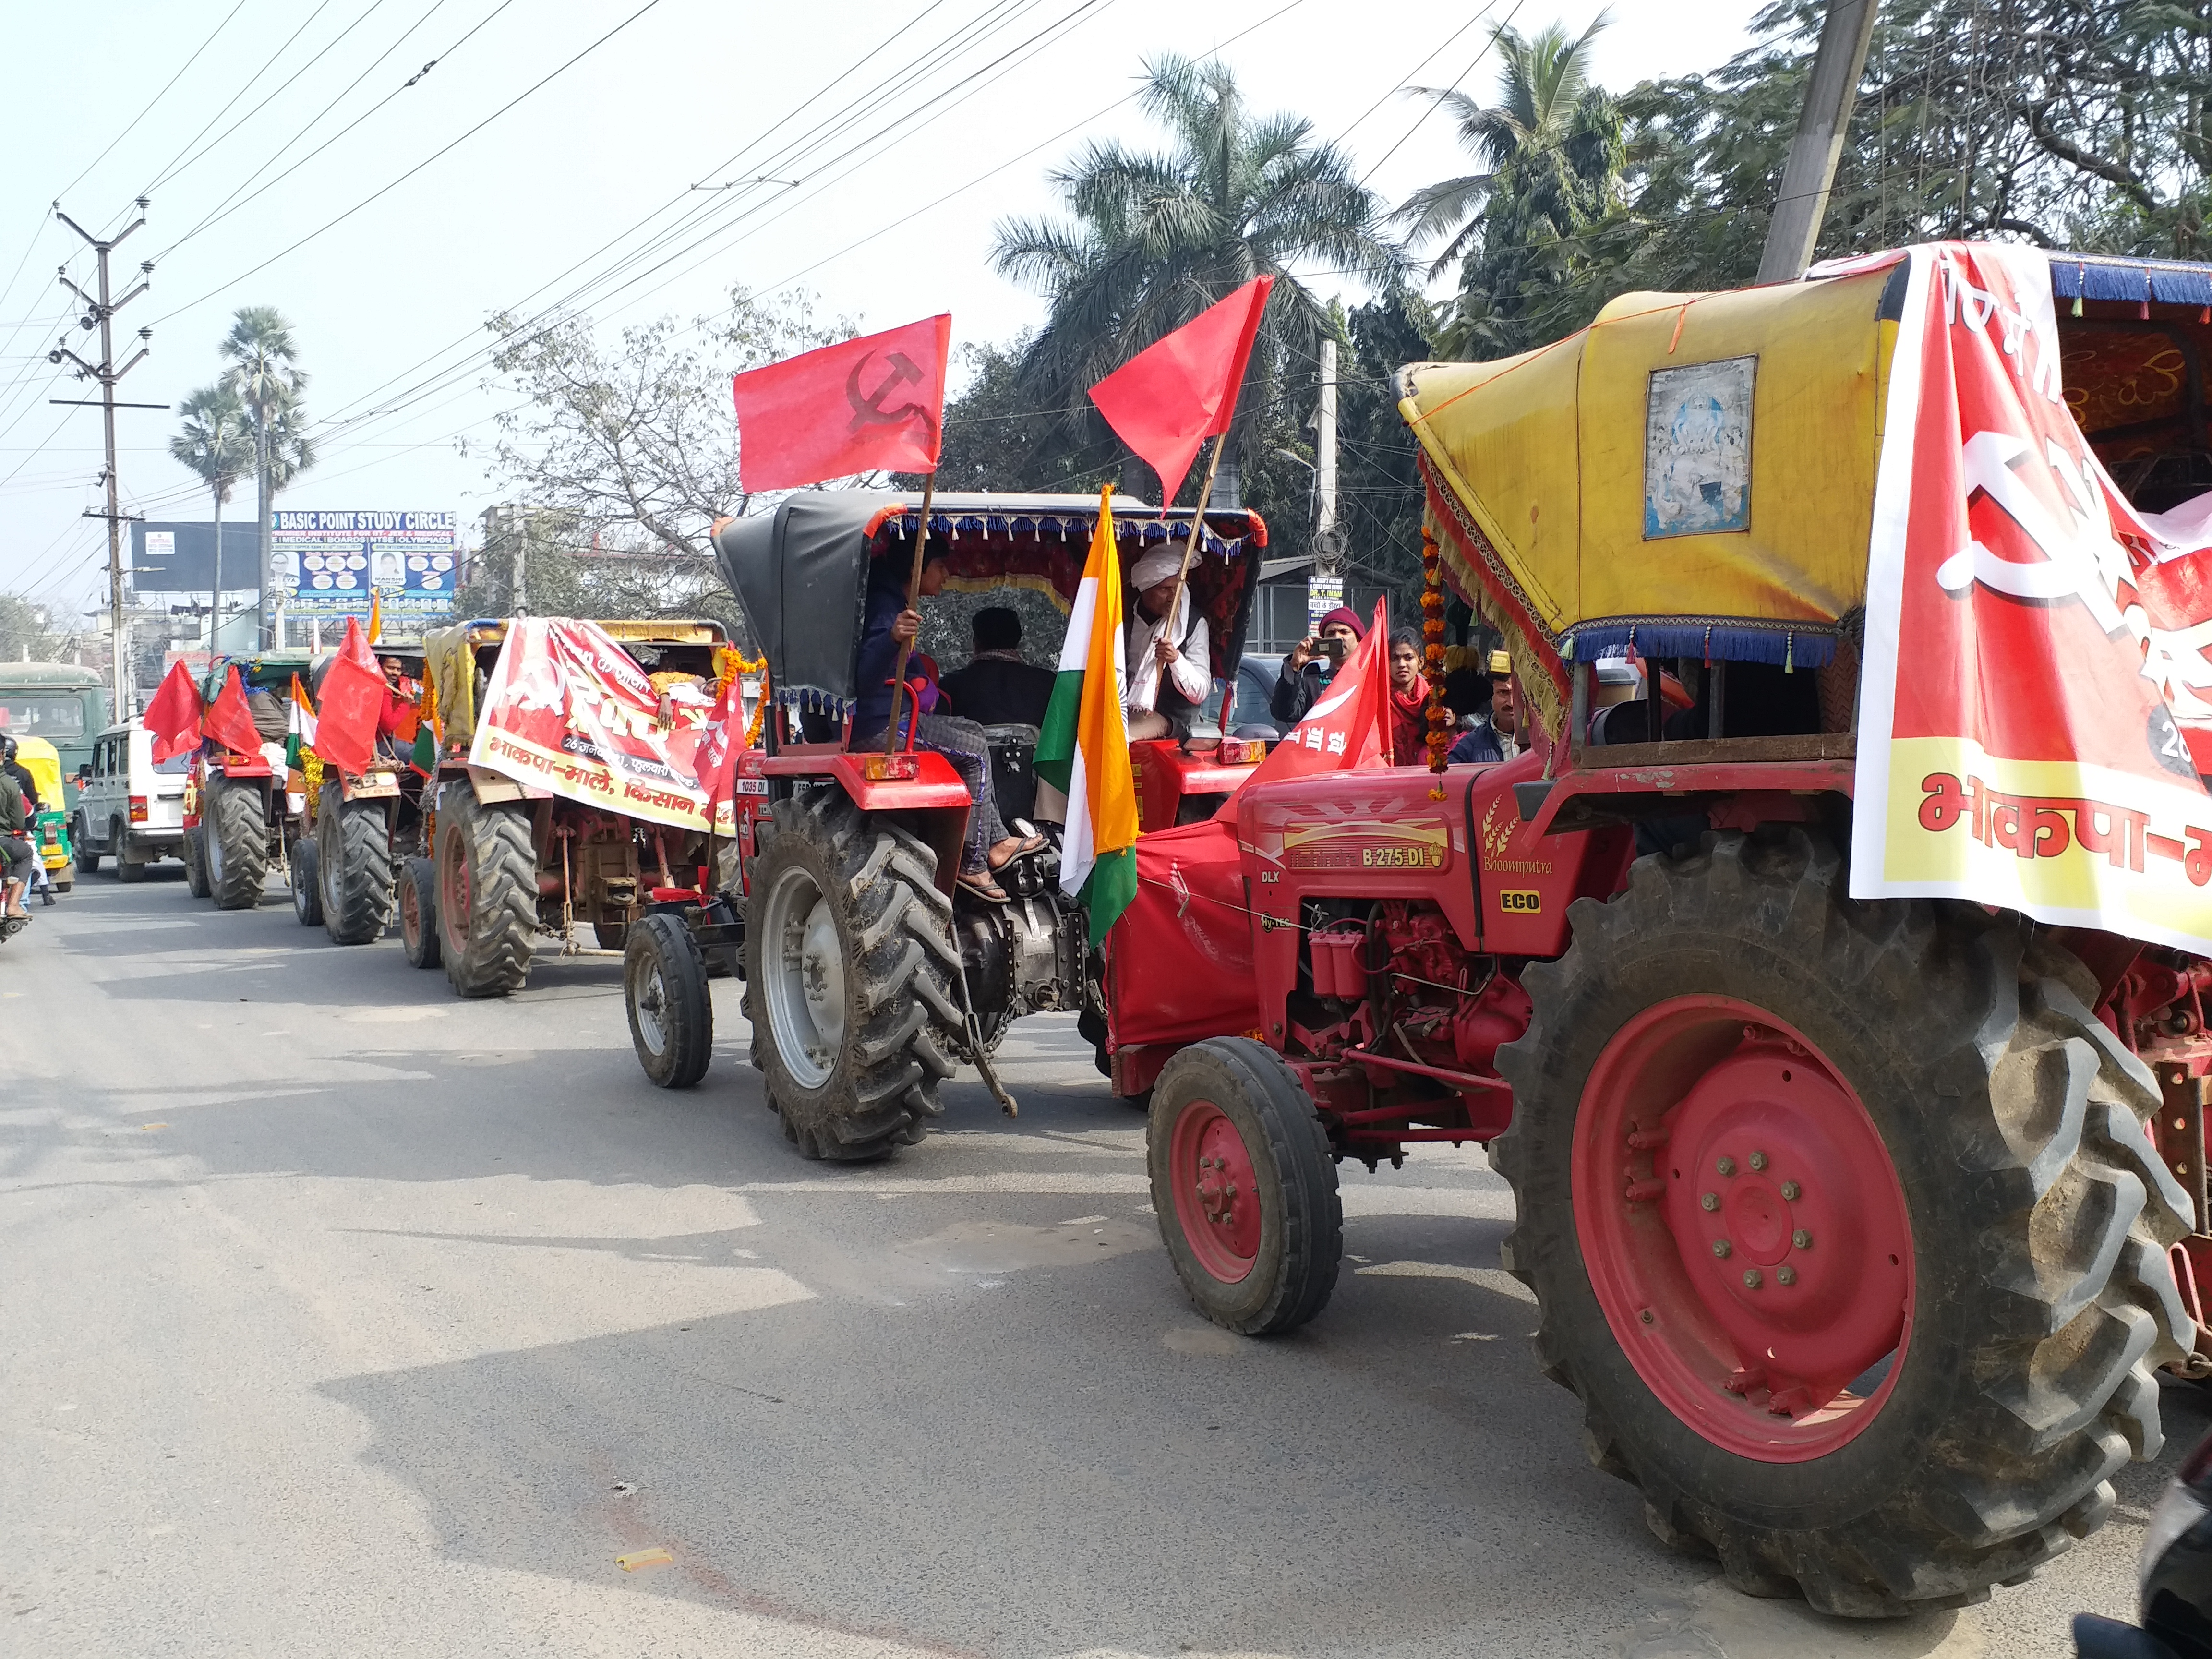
(1420, 529, 1451, 797)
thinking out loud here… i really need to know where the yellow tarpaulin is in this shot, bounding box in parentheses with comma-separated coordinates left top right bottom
(1399, 267, 1901, 728)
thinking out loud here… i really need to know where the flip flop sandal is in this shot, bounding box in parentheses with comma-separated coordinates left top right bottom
(987, 834, 1048, 871)
(956, 871, 1009, 903)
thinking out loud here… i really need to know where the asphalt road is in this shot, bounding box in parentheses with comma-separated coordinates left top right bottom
(4, 865, 2205, 1659)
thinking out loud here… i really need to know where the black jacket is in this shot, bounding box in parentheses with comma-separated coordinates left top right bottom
(1269, 658, 1337, 727)
(2, 759, 38, 813)
(938, 656, 1056, 728)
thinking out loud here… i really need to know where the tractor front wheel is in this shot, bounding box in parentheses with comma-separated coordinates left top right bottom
(204, 779, 269, 910)
(1492, 829, 2194, 1617)
(182, 827, 209, 899)
(435, 790, 537, 998)
(1148, 1037, 1341, 1335)
(627, 913, 712, 1088)
(743, 792, 962, 1159)
(291, 837, 323, 926)
(319, 783, 395, 946)
(399, 856, 441, 969)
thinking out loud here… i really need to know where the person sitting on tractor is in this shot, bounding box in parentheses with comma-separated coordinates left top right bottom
(1123, 546, 1212, 742)
(0, 764, 33, 921)
(1272, 606, 1365, 726)
(1447, 649, 1519, 764)
(855, 547, 1042, 903)
(939, 607, 1054, 728)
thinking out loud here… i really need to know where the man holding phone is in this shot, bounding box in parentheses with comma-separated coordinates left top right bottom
(1271, 606, 1366, 726)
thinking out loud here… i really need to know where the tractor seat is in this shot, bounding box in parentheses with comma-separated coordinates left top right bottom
(982, 723, 1040, 826)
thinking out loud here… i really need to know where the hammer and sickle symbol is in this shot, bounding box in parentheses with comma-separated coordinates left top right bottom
(846, 350, 930, 431)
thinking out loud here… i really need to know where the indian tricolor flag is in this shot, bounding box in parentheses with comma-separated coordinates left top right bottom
(1036, 486, 1139, 945)
(284, 673, 318, 771)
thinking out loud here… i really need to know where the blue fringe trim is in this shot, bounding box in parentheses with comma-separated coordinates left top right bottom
(777, 686, 853, 717)
(2050, 253, 2212, 308)
(1562, 621, 1837, 671)
(884, 508, 1246, 559)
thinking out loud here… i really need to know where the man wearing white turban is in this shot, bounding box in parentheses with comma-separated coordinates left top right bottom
(1123, 542, 1212, 741)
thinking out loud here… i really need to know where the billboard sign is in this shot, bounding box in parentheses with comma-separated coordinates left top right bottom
(272, 509, 460, 621)
(130, 521, 262, 591)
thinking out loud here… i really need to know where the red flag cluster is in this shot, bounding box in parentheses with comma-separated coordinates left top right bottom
(142, 661, 204, 763)
(1218, 598, 1392, 827)
(314, 617, 387, 776)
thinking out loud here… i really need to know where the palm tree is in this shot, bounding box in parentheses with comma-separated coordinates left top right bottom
(218, 306, 316, 643)
(1395, 16, 1626, 357)
(169, 385, 255, 652)
(992, 54, 1403, 503)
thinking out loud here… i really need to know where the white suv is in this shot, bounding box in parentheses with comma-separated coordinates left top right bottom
(75, 724, 188, 880)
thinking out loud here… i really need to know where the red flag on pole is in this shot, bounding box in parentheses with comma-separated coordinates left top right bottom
(694, 666, 747, 818)
(202, 666, 264, 758)
(313, 617, 385, 777)
(1218, 596, 1391, 828)
(1088, 275, 1274, 505)
(142, 660, 205, 762)
(731, 315, 952, 493)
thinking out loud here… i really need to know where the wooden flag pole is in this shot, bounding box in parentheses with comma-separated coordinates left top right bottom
(1154, 433, 1225, 663)
(883, 470, 938, 755)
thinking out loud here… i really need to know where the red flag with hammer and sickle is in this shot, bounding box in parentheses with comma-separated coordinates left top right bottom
(731, 315, 952, 493)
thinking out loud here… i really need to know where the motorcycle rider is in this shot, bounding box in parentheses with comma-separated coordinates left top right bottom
(0, 763, 33, 921)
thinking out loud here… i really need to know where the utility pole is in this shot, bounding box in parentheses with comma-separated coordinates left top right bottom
(50, 199, 158, 719)
(1755, 0, 1879, 286)
(1313, 337, 1339, 570)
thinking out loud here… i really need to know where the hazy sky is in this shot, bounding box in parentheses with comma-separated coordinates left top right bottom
(0, 0, 1772, 619)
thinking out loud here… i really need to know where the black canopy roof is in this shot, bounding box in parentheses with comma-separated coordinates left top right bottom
(712, 490, 1268, 715)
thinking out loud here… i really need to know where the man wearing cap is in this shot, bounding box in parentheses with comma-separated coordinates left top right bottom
(1272, 606, 1365, 726)
(1448, 649, 1520, 764)
(1124, 546, 1212, 741)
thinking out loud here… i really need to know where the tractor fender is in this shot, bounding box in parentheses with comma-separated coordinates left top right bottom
(466, 763, 534, 805)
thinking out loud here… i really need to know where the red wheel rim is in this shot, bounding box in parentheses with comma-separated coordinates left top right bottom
(441, 850, 472, 939)
(1573, 997, 1914, 1462)
(1168, 1098, 1263, 1283)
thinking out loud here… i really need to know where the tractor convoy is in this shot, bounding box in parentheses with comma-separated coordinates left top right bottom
(120, 241, 2212, 1622)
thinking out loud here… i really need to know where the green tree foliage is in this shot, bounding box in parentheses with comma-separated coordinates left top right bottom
(0, 594, 64, 661)
(1332, 292, 1441, 609)
(218, 307, 315, 516)
(168, 385, 254, 521)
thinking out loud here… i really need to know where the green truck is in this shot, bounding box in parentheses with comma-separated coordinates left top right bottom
(0, 661, 110, 817)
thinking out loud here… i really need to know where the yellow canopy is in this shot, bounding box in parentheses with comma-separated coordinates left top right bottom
(14, 736, 62, 808)
(1400, 265, 1899, 722)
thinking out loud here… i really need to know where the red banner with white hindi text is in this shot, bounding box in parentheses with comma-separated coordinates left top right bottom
(1851, 242, 2212, 952)
(468, 620, 741, 835)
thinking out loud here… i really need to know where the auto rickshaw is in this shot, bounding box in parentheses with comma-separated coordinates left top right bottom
(15, 735, 72, 895)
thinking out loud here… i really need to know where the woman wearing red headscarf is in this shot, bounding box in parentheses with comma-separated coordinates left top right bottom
(1385, 628, 1430, 764)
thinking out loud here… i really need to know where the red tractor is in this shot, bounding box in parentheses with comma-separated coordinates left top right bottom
(622, 489, 1270, 1157)
(1101, 246, 2212, 1618)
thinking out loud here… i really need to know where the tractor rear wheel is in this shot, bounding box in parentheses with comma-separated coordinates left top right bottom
(399, 856, 441, 969)
(1491, 829, 2194, 1617)
(291, 838, 323, 926)
(319, 783, 395, 946)
(627, 912, 712, 1089)
(182, 827, 209, 899)
(743, 792, 962, 1160)
(435, 790, 537, 998)
(204, 778, 269, 910)
(1148, 1037, 1341, 1334)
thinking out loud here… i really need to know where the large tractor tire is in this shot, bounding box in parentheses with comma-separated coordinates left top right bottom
(399, 856, 441, 970)
(1149, 1037, 1342, 1334)
(181, 827, 209, 899)
(743, 792, 962, 1160)
(626, 912, 713, 1089)
(291, 838, 323, 926)
(435, 789, 537, 998)
(1491, 829, 2194, 1618)
(203, 778, 270, 910)
(318, 783, 395, 947)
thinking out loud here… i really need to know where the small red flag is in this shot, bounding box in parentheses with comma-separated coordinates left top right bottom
(314, 617, 386, 777)
(1218, 595, 1391, 828)
(142, 661, 205, 763)
(202, 666, 263, 759)
(693, 667, 748, 816)
(732, 315, 952, 493)
(1089, 275, 1274, 506)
